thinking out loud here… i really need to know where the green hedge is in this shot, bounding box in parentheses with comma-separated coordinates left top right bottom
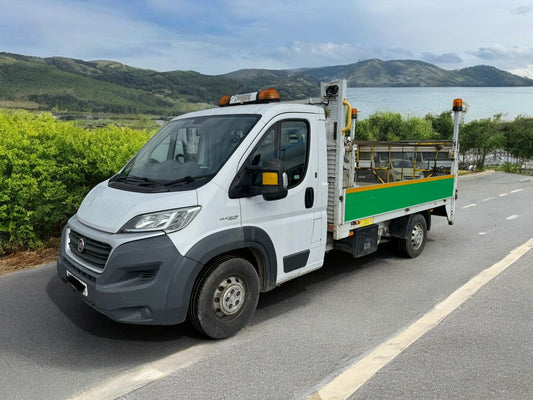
(354, 111, 453, 141)
(0, 110, 152, 254)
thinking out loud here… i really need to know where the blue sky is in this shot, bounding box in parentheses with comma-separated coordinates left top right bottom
(1, 0, 532, 77)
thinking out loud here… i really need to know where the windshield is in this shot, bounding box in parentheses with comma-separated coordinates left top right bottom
(110, 114, 260, 192)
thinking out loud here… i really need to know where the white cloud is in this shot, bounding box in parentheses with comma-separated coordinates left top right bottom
(1, 0, 532, 75)
(469, 45, 533, 60)
(274, 42, 360, 66)
(509, 65, 533, 78)
(422, 53, 463, 64)
(511, 6, 533, 14)
(464, 45, 533, 77)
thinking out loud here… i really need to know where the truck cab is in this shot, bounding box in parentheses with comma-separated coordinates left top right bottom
(57, 90, 329, 339)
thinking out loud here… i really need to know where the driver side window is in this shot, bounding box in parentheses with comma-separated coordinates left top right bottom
(250, 119, 309, 188)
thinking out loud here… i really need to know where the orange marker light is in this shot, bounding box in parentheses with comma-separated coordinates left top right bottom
(352, 108, 358, 119)
(257, 88, 281, 102)
(262, 172, 278, 186)
(219, 95, 231, 107)
(453, 98, 463, 112)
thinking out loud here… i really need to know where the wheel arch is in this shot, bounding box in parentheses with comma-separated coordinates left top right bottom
(185, 227, 277, 296)
(389, 210, 431, 239)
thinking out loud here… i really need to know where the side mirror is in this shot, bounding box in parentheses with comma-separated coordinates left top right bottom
(260, 159, 288, 201)
(229, 158, 288, 200)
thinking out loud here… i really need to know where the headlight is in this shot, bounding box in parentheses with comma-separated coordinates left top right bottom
(120, 206, 201, 233)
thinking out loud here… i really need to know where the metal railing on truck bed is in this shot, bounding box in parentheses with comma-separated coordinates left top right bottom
(354, 140, 453, 185)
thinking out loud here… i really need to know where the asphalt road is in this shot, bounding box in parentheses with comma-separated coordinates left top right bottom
(1, 172, 532, 400)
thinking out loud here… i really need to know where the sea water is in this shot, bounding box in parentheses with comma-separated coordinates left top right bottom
(346, 87, 533, 122)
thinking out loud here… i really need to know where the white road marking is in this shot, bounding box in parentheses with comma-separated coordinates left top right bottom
(479, 232, 488, 235)
(468, 188, 521, 207)
(507, 215, 519, 220)
(308, 238, 533, 400)
(69, 342, 215, 400)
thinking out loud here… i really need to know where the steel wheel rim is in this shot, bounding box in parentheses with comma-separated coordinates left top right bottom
(411, 223, 424, 250)
(213, 276, 245, 318)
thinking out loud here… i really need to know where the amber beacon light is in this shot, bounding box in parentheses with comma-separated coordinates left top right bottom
(257, 88, 281, 102)
(219, 88, 281, 107)
(453, 98, 463, 112)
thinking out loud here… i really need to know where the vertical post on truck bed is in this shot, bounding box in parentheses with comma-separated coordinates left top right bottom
(449, 99, 463, 225)
(322, 79, 350, 239)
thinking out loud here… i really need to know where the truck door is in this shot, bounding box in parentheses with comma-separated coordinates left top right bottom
(239, 114, 326, 284)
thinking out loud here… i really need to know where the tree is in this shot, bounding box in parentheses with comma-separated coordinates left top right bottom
(424, 111, 453, 139)
(366, 112, 404, 141)
(460, 115, 505, 170)
(502, 117, 533, 171)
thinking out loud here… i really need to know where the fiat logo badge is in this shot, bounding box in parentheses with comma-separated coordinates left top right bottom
(77, 238, 85, 253)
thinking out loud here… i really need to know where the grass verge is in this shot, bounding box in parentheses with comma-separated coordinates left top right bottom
(0, 239, 59, 277)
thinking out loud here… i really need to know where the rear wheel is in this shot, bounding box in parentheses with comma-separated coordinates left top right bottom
(189, 257, 259, 339)
(397, 214, 427, 258)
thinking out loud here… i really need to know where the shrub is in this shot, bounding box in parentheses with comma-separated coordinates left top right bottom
(0, 110, 151, 254)
(355, 112, 444, 141)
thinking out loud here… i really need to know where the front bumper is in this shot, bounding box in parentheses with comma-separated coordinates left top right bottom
(57, 226, 202, 325)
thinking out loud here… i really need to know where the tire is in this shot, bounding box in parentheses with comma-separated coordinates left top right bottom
(397, 214, 427, 258)
(189, 257, 260, 339)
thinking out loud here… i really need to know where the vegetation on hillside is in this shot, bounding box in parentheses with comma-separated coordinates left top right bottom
(0, 53, 208, 115)
(0, 53, 319, 112)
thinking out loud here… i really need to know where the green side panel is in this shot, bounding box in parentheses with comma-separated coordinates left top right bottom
(345, 177, 455, 222)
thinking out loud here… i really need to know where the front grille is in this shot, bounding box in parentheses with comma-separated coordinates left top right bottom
(69, 230, 112, 271)
(64, 258, 96, 282)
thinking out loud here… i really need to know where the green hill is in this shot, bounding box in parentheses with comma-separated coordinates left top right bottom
(42, 57, 318, 105)
(1, 52, 531, 115)
(0, 53, 205, 115)
(299, 59, 533, 87)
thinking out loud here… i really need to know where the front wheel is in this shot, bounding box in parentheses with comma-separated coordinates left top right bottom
(189, 257, 260, 339)
(397, 214, 427, 258)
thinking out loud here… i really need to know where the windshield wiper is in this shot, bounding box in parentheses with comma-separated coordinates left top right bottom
(112, 175, 157, 186)
(162, 174, 216, 187)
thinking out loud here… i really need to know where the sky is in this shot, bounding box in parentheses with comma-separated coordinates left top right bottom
(1, 0, 533, 77)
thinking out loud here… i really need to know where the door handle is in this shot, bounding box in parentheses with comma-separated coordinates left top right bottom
(305, 187, 314, 209)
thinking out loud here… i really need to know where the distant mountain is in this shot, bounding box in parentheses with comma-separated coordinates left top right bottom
(1, 53, 531, 115)
(299, 59, 533, 87)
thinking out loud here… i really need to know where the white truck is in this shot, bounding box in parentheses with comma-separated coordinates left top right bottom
(57, 80, 463, 338)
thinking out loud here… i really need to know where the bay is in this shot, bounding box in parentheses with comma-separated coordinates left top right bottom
(346, 87, 533, 122)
